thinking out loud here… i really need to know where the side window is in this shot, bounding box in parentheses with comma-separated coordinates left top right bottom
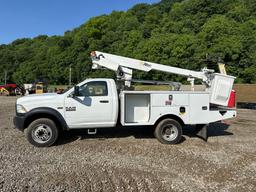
(79, 81, 108, 97)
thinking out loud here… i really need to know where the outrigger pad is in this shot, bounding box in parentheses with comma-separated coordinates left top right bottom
(195, 124, 208, 141)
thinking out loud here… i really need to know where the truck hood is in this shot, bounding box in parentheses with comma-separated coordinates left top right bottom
(17, 93, 61, 104)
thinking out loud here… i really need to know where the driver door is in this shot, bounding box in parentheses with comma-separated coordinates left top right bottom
(64, 80, 115, 128)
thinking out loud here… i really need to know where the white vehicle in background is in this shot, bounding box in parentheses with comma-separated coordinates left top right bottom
(14, 51, 236, 147)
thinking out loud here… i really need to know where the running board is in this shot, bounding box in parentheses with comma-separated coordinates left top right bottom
(87, 128, 97, 135)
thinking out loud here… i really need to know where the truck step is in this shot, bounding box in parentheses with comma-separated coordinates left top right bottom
(87, 128, 97, 135)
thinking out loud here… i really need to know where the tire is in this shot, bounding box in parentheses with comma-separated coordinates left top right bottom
(25, 118, 59, 147)
(154, 119, 182, 144)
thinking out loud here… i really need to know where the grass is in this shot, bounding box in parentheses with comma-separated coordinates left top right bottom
(48, 85, 68, 89)
(134, 85, 170, 91)
(234, 84, 256, 103)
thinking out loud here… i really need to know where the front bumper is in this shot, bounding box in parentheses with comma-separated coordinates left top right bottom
(13, 115, 26, 131)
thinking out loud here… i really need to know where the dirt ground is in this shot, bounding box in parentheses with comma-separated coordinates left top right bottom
(0, 96, 255, 192)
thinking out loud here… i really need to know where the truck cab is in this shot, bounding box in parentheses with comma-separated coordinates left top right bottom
(64, 78, 118, 128)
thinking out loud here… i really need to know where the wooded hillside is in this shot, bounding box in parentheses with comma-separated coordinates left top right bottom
(1, 0, 256, 84)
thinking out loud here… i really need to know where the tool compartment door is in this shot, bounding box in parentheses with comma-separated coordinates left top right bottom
(189, 93, 210, 124)
(124, 93, 150, 123)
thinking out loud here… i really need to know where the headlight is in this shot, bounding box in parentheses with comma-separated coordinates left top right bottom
(16, 104, 27, 113)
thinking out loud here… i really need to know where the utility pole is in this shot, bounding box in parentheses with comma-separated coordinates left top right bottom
(69, 65, 72, 87)
(4, 70, 7, 85)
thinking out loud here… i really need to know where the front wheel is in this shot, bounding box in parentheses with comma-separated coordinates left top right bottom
(154, 119, 182, 144)
(25, 118, 59, 147)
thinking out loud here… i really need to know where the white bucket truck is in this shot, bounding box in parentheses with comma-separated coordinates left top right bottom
(14, 51, 236, 147)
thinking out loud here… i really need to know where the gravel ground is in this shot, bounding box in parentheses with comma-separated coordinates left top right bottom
(0, 96, 256, 192)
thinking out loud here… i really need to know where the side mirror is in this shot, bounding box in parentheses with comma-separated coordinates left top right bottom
(74, 86, 80, 97)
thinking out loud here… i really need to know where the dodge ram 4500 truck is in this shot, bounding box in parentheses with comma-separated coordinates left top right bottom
(14, 51, 236, 147)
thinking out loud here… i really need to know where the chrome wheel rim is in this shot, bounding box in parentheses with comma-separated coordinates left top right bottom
(162, 124, 178, 141)
(32, 124, 52, 144)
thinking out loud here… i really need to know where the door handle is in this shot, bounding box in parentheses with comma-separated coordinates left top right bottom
(99, 100, 109, 103)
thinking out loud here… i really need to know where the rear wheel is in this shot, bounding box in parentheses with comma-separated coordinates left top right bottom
(154, 119, 182, 144)
(25, 118, 59, 147)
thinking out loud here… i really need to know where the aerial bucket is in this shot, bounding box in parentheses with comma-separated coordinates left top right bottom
(209, 73, 236, 106)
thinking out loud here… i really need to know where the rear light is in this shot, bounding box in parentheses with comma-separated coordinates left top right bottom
(228, 89, 236, 108)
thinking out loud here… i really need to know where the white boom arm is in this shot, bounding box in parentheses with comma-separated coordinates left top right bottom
(91, 51, 214, 87)
(90, 51, 236, 107)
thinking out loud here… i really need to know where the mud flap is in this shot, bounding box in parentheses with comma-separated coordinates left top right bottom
(195, 124, 208, 141)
